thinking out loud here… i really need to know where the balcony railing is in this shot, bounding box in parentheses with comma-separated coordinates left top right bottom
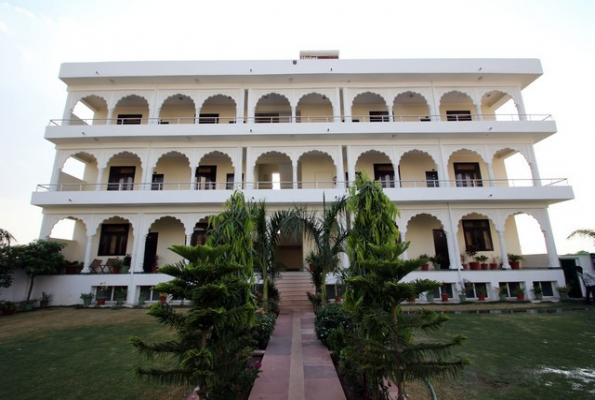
(48, 114, 554, 126)
(35, 178, 569, 192)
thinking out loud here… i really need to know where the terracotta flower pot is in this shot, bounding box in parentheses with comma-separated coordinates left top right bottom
(481, 263, 488, 270)
(96, 298, 106, 305)
(489, 263, 498, 270)
(441, 293, 449, 302)
(510, 261, 520, 270)
(470, 262, 480, 270)
(421, 263, 429, 271)
(478, 294, 486, 301)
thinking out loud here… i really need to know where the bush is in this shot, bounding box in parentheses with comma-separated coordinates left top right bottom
(314, 303, 350, 347)
(253, 281, 280, 313)
(252, 310, 277, 349)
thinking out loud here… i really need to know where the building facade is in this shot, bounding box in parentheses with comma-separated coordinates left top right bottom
(26, 54, 573, 305)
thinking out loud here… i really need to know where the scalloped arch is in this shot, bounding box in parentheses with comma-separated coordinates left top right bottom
(255, 92, 291, 106)
(296, 92, 333, 106)
(201, 93, 237, 108)
(490, 146, 528, 164)
(480, 89, 516, 105)
(351, 91, 388, 107)
(198, 150, 235, 168)
(502, 210, 544, 230)
(74, 94, 108, 110)
(160, 93, 196, 109)
(393, 90, 430, 105)
(146, 215, 185, 232)
(154, 150, 191, 166)
(404, 212, 446, 230)
(297, 149, 337, 167)
(398, 149, 437, 166)
(60, 151, 98, 169)
(439, 90, 474, 104)
(446, 147, 486, 164)
(106, 150, 144, 169)
(46, 216, 88, 238)
(353, 148, 394, 166)
(253, 149, 293, 163)
(113, 93, 150, 107)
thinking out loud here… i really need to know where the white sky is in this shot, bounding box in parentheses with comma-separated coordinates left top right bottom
(1, 0, 594, 254)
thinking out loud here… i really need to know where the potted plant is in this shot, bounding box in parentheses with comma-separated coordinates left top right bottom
(80, 292, 93, 306)
(138, 293, 147, 305)
(115, 290, 127, 305)
(476, 286, 487, 301)
(419, 254, 430, 271)
(111, 257, 123, 274)
(475, 255, 489, 270)
(458, 284, 467, 302)
(334, 282, 344, 303)
(532, 284, 543, 300)
(64, 260, 83, 274)
(497, 285, 508, 301)
(1, 300, 17, 315)
(40, 291, 53, 308)
(556, 284, 572, 300)
(120, 254, 132, 274)
(96, 283, 108, 305)
(441, 289, 449, 302)
(425, 290, 434, 302)
(158, 292, 168, 304)
(460, 253, 469, 270)
(490, 256, 499, 270)
(466, 247, 480, 270)
(508, 253, 524, 270)
(431, 254, 443, 270)
(515, 286, 525, 300)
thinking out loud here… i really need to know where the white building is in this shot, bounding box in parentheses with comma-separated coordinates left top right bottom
(23, 52, 574, 305)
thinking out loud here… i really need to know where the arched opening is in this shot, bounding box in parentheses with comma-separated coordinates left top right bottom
(355, 150, 394, 188)
(298, 150, 335, 189)
(296, 93, 333, 123)
(506, 213, 547, 266)
(200, 94, 237, 124)
(58, 152, 98, 191)
(406, 214, 450, 269)
(191, 216, 213, 247)
(255, 93, 291, 123)
(195, 151, 234, 190)
(104, 152, 143, 191)
(393, 91, 431, 122)
(95, 216, 134, 260)
(71, 95, 108, 125)
(254, 151, 292, 189)
(144, 216, 186, 273)
(494, 148, 534, 187)
(399, 150, 439, 188)
(113, 95, 149, 125)
(49, 217, 87, 269)
(159, 94, 195, 124)
(458, 213, 497, 264)
(351, 92, 387, 122)
(481, 90, 516, 121)
(440, 91, 475, 121)
(153, 152, 191, 190)
(448, 149, 487, 187)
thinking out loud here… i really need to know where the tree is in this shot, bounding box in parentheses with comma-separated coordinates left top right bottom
(567, 229, 595, 245)
(8, 239, 65, 302)
(296, 195, 348, 306)
(131, 245, 256, 399)
(337, 175, 467, 399)
(0, 229, 16, 294)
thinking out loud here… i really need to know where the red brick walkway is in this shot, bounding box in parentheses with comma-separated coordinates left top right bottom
(248, 310, 346, 400)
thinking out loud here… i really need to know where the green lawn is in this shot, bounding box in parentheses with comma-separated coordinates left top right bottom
(0, 307, 189, 400)
(406, 308, 595, 400)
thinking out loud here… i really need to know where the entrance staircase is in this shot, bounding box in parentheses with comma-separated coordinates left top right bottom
(276, 272, 315, 311)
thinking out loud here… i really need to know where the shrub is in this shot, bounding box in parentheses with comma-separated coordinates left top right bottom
(252, 310, 277, 349)
(314, 303, 350, 347)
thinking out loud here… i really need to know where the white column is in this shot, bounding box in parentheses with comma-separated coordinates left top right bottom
(335, 146, 345, 189)
(107, 108, 115, 125)
(515, 96, 527, 121)
(431, 102, 441, 121)
(236, 91, 244, 123)
(541, 212, 560, 268)
(475, 103, 483, 121)
(444, 230, 458, 270)
(245, 147, 254, 189)
(153, 107, 161, 124)
(486, 163, 496, 187)
(96, 167, 105, 191)
(447, 206, 462, 269)
(393, 163, 400, 188)
(190, 168, 196, 190)
(49, 153, 62, 188)
(133, 234, 147, 273)
(333, 88, 341, 123)
(401, 230, 409, 260)
(195, 107, 201, 123)
(343, 89, 351, 123)
(437, 143, 449, 187)
(291, 106, 296, 123)
(292, 161, 298, 190)
(82, 235, 95, 273)
(186, 234, 193, 246)
(387, 105, 393, 122)
(347, 146, 355, 187)
(235, 147, 243, 190)
(498, 230, 511, 269)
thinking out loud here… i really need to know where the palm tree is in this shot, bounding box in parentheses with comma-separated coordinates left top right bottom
(0, 229, 15, 248)
(291, 195, 348, 306)
(567, 229, 595, 244)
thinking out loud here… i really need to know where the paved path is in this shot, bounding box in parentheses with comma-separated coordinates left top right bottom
(249, 310, 346, 400)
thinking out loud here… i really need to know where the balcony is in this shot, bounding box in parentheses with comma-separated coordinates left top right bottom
(45, 114, 556, 144)
(32, 178, 573, 207)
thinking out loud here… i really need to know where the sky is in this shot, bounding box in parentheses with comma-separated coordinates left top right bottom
(1, 0, 594, 255)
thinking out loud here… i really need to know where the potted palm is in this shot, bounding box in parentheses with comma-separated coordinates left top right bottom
(40, 291, 53, 308)
(515, 286, 525, 300)
(475, 254, 489, 270)
(466, 248, 480, 270)
(115, 290, 127, 305)
(508, 253, 524, 269)
(425, 290, 434, 302)
(490, 256, 499, 270)
(532, 284, 543, 300)
(120, 254, 132, 274)
(497, 285, 508, 301)
(476, 286, 487, 301)
(460, 253, 469, 270)
(431, 254, 443, 270)
(556, 284, 572, 300)
(80, 292, 93, 306)
(419, 254, 430, 271)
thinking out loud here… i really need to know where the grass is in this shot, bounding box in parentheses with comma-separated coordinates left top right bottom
(0, 307, 189, 400)
(404, 305, 595, 400)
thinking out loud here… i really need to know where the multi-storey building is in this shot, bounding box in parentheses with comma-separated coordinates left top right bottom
(27, 52, 574, 305)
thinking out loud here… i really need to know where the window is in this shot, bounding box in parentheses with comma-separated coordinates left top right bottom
(108, 166, 136, 191)
(139, 286, 162, 301)
(463, 219, 494, 251)
(465, 282, 487, 299)
(199, 113, 219, 124)
(151, 174, 164, 190)
(95, 286, 127, 301)
(369, 111, 389, 122)
(499, 282, 524, 297)
(196, 165, 217, 190)
(426, 171, 439, 187)
(98, 224, 129, 256)
(454, 162, 482, 187)
(191, 222, 211, 246)
(533, 281, 554, 297)
(116, 114, 142, 125)
(433, 283, 454, 298)
(446, 110, 472, 121)
(374, 164, 395, 188)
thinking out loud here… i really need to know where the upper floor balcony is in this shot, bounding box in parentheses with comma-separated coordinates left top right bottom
(47, 87, 556, 144)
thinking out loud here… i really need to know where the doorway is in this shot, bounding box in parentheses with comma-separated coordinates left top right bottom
(143, 232, 158, 273)
(433, 229, 450, 269)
